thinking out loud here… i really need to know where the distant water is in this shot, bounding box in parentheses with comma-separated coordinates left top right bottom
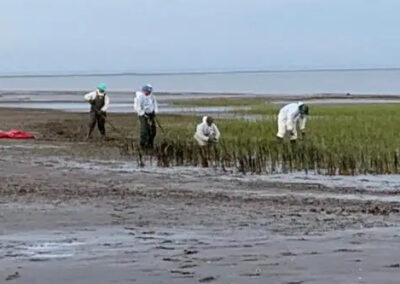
(1, 69, 400, 94)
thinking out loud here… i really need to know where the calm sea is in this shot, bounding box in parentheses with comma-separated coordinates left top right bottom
(0, 69, 399, 94)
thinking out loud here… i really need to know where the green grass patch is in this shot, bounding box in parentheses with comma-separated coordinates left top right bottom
(170, 97, 268, 107)
(107, 102, 400, 175)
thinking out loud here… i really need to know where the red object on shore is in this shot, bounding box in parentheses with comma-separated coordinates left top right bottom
(0, 130, 35, 139)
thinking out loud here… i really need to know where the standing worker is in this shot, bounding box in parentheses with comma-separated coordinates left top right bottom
(84, 83, 110, 140)
(134, 84, 158, 149)
(194, 116, 221, 146)
(276, 102, 309, 141)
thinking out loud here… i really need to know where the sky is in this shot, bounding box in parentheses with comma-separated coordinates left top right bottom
(1, 0, 400, 74)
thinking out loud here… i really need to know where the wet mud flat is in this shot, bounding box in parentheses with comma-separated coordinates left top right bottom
(1, 109, 400, 283)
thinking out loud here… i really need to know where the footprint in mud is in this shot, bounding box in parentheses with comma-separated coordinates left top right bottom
(184, 249, 198, 255)
(179, 263, 198, 269)
(305, 251, 320, 255)
(5, 271, 20, 281)
(162, 257, 181, 262)
(333, 248, 363, 253)
(137, 236, 156, 240)
(170, 270, 195, 276)
(155, 245, 175, 250)
(199, 276, 217, 282)
(262, 262, 280, 266)
(29, 258, 52, 262)
(349, 240, 363, 245)
(242, 257, 260, 262)
(289, 237, 309, 241)
(5, 253, 27, 258)
(239, 272, 261, 277)
(195, 257, 224, 263)
(384, 263, 400, 268)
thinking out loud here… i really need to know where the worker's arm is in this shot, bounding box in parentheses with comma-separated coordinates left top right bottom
(101, 95, 109, 112)
(134, 94, 145, 116)
(84, 91, 96, 102)
(196, 125, 209, 142)
(299, 116, 307, 131)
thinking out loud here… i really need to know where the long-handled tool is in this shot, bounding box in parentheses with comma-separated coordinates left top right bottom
(96, 111, 131, 141)
(155, 116, 165, 134)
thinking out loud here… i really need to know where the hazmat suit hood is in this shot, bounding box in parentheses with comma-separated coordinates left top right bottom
(202, 116, 208, 124)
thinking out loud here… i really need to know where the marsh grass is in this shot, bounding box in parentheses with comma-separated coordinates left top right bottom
(108, 101, 400, 175)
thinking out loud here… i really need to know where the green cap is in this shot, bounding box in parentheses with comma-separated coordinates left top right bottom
(97, 83, 107, 92)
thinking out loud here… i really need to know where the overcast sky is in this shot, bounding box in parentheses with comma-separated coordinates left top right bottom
(1, 0, 400, 74)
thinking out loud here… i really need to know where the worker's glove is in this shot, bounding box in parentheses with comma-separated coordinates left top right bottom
(101, 111, 107, 117)
(208, 133, 216, 142)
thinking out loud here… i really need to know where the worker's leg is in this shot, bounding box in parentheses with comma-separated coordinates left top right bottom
(148, 117, 157, 149)
(290, 126, 298, 141)
(87, 112, 96, 139)
(97, 113, 106, 137)
(139, 116, 150, 148)
(199, 146, 208, 167)
(276, 117, 286, 139)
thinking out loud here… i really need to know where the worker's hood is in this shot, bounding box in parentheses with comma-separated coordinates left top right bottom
(298, 101, 304, 107)
(202, 116, 208, 124)
(96, 90, 106, 96)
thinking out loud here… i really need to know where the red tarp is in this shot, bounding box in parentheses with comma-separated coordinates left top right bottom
(0, 130, 35, 139)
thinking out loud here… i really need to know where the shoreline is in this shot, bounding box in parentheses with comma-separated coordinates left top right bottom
(1, 91, 400, 113)
(1, 90, 400, 101)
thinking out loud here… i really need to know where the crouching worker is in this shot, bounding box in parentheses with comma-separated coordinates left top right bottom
(276, 102, 309, 142)
(84, 83, 109, 139)
(194, 116, 221, 146)
(134, 84, 158, 149)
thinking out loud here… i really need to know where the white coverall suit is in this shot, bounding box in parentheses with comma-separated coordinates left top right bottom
(194, 116, 221, 146)
(276, 102, 307, 140)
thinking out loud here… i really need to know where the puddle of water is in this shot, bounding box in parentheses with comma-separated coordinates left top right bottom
(0, 144, 65, 150)
(0, 102, 250, 114)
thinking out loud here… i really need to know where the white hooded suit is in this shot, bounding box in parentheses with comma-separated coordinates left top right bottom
(277, 102, 307, 140)
(194, 116, 221, 146)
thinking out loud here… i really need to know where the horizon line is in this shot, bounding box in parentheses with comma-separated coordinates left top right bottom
(1, 67, 400, 79)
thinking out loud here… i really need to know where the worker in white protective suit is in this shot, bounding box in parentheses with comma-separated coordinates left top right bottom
(276, 102, 309, 141)
(194, 116, 221, 146)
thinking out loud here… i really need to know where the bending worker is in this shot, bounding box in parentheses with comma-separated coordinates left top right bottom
(276, 102, 309, 141)
(134, 84, 158, 149)
(194, 116, 221, 146)
(84, 83, 109, 139)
